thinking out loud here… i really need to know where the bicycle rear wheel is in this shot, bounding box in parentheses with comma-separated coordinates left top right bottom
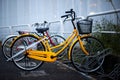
(71, 36, 105, 72)
(11, 35, 45, 71)
(2, 35, 17, 59)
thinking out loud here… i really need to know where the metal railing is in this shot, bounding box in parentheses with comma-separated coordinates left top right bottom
(87, 9, 120, 34)
(87, 9, 120, 19)
(0, 9, 120, 41)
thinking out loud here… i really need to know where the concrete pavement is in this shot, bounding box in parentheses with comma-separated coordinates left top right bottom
(0, 47, 95, 80)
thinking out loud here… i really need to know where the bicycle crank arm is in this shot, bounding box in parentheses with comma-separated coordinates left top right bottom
(7, 38, 47, 61)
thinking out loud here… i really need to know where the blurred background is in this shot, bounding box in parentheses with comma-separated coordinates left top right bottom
(0, 0, 120, 55)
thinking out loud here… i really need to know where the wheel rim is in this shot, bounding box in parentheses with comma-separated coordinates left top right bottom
(2, 36, 16, 59)
(12, 35, 44, 70)
(71, 37, 104, 72)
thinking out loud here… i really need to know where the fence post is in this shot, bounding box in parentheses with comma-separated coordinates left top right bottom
(9, 26, 13, 35)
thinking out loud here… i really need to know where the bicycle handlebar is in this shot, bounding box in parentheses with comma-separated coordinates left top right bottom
(65, 9, 73, 14)
(61, 9, 75, 21)
(61, 15, 68, 18)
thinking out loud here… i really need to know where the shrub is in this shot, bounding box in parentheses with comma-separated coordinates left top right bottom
(93, 18, 120, 56)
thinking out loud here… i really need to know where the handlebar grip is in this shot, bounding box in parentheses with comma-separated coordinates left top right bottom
(61, 15, 68, 18)
(65, 11, 71, 13)
(44, 21, 47, 23)
(65, 9, 73, 13)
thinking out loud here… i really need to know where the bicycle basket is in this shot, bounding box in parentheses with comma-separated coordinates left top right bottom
(77, 19, 93, 34)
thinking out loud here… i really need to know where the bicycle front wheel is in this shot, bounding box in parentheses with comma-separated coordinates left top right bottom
(11, 35, 45, 71)
(71, 36, 104, 72)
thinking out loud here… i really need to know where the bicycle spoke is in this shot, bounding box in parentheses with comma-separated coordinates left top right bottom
(11, 35, 44, 70)
(71, 36, 104, 72)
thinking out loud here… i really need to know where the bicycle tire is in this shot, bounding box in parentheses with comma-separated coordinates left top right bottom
(71, 36, 105, 72)
(2, 35, 17, 59)
(50, 35, 67, 59)
(50, 35, 65, 46)
(11, 35, 45, 71)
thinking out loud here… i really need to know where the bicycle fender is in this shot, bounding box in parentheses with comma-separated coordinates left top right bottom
(68, 36, 89, 60)
(2, 35, 17, 45)
(10, 34, 40, 47)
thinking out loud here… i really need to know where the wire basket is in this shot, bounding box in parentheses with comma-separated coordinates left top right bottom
(77, 19, 93, 34)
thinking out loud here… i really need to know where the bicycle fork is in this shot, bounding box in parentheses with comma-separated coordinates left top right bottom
(78, 37, 89, 55)
(68, 36, 89, 60)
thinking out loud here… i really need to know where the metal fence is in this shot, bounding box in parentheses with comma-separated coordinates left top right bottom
(88, 9, 120, 33)
(0, 9, 120, 41)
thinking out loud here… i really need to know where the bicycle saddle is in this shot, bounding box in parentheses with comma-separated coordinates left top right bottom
(36, 27, 49, 33)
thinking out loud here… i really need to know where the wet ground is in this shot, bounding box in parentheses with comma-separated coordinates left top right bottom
(0, 47, 95, 80)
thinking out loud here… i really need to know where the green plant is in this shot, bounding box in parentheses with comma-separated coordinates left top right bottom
(93, 18, 120, 56)
(0, 41, 2, 47)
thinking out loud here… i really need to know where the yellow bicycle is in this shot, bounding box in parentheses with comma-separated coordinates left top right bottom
(2, 21, 65, 60)
(9, 9, 104, 72)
